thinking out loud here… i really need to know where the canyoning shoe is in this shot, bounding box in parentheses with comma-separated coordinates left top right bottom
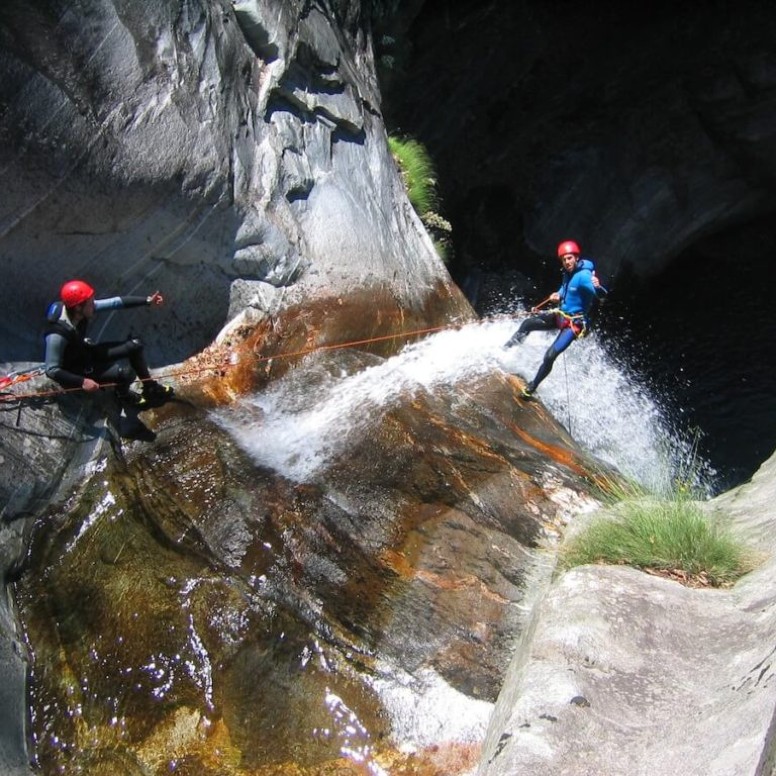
(120, 418, 157, 442)
(141, 381, 174, 406)
(520, 384, 536, 401)
(116, 389, 145, 408)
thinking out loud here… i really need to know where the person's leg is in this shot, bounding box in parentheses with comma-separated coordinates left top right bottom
(89, 360, 137, 397)
(504, 312, 556, 348)
(525, 327, 576, 393)
(92, 340, 172, 401)
(128, 349, 153, 387)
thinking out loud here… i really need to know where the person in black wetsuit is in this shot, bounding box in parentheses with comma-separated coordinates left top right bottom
(44, 279, 173, 408)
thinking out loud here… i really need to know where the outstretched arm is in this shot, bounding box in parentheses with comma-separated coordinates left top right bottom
(93, 291, 165, 312)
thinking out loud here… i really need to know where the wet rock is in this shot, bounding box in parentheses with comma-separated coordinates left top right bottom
(13, 351, 606, 773)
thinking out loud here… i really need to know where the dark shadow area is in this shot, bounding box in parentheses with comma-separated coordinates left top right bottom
(596, 214, 776, 491)
(378, 0, 776, 492)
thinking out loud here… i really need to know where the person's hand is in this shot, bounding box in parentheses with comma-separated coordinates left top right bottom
(592, 272, 601, 289)
(147, 291, 164, 306)
(82, 377, 100, 392)
(549, 292, 560, 302)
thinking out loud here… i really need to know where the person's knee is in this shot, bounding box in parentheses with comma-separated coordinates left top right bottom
(115, 364, 136, 386)
(544, 345, 560, 365)
(125, 337, 143, 354)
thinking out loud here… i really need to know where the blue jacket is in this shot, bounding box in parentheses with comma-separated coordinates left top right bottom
(558, 258, 603, 318)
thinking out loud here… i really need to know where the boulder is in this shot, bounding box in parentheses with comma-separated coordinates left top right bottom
(479, 451, 776, 775)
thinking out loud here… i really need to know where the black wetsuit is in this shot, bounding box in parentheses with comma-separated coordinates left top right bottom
(44, 296, 152, 394)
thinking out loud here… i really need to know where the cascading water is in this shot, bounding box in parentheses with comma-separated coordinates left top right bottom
(16, 312, 717, 776)
(218, 314, 712, 495)
(210, 312, 717, 772)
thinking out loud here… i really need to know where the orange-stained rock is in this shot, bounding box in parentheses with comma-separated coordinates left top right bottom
(15, 338, 609, 774)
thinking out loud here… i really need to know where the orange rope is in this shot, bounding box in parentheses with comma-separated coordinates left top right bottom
(1, 322, 458, 403)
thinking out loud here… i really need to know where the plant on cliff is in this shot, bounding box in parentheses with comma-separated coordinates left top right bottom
(560, 493, 757, 588)
(388, 134, 452, 262)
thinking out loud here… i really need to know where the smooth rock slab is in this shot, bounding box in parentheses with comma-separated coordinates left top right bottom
(480, 452, 776, 776)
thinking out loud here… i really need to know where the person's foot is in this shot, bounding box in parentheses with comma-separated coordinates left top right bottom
(116, 388, 144, 408)
(119, 417, 157, 442)
(520, 383, 536, 400)
(139, 381, 175, 407)
(504, 331, 529, 349)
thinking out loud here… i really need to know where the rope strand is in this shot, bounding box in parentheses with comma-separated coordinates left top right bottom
(3, 306, 580, 404)
(1, 321, 458, 402)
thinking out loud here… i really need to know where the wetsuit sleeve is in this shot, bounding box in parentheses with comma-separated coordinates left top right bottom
(44, 332, 85, 388)
(93, 295, 151, 312)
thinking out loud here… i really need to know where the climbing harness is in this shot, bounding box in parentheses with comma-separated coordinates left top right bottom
(553, 309, 587, 338)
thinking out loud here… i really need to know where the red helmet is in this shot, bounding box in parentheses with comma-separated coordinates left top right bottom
(557, 240, 581, 258)
(60, 280, 95, 308)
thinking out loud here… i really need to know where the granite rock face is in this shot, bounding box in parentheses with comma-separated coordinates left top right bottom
(385, 1, 776, 281)
(0, 0, 457, 365)
(479, 450, 776, 776)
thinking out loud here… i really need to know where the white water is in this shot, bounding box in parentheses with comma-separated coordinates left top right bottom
(216, 315, 708, 493)
(213, 315, 713, 763)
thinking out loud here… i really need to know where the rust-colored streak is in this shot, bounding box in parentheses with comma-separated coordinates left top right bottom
(415, 569, 511, 603)
(509, 423, 588, 476)
(380, 549, 510, 603)
(380, 548, 415, 579)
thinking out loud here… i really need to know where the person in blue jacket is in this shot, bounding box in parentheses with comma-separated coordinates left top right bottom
(504, 240, 606, 398)
(44, 279, 173, 408)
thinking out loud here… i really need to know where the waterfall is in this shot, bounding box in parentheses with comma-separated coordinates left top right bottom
(216, 316, 712, 494)
(209, 315, 719, 764)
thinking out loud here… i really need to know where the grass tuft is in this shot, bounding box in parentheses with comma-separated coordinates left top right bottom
(560, 495, 758, 588)
(388, 134, 452, 263)
(388, 135, 439, 216)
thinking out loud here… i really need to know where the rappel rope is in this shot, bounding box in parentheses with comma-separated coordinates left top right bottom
(0, 322, 456, 403)
(1, 308, 588, 406)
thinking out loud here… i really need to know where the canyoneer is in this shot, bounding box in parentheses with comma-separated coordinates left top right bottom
(44, 280, 173, 408)
(504, 240, 607, 398)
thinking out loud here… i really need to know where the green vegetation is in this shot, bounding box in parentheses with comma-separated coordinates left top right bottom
(560, 490, 758, 588)
(388, 134, 452, 262)
(388, 134, 439, 214)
